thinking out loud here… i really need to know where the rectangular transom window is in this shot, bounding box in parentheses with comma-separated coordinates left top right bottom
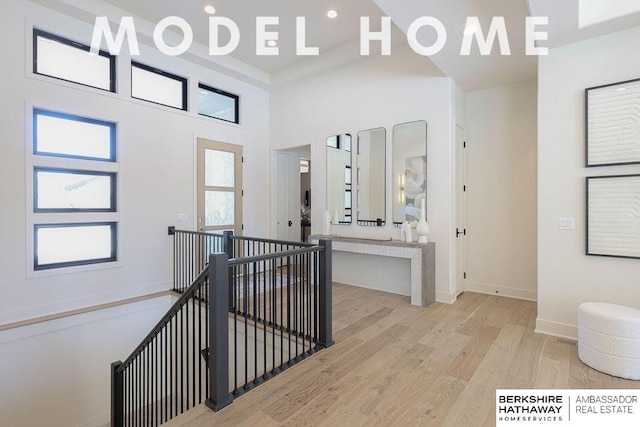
(34, 168, 116, 212)
(34, 109, 116, 161)
(33, 29, 116, 92)
(198, 83, 239, 124)
(131, 62, 188, 110)
(35, 223, 117, 270)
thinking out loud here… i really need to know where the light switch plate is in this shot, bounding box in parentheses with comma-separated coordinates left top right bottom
(558, 217, 575, 230)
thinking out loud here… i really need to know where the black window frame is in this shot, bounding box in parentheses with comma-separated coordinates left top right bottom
(33, 28, 117, 93)
(33, 108, 117, 162)
(34, 167, 117, 213)
(34, 222, 118, 270)
(197, 83, 240, 124)
(131, 61, 188, 111)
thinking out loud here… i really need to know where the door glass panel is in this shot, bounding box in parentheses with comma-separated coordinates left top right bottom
(205, 149, 235, 187)
(205, 191, 235, 226)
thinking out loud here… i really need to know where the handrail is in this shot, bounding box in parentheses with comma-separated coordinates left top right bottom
(232, 234, 315, 247)
(228, 245, 323, 266)
(117, 267, 209, 371)
(169, 227, 314, 248)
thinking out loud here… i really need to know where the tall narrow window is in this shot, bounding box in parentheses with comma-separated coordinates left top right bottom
(131, 62, 188, 110)
(33, 29, 116, 92)
(198, 83, 239, 124)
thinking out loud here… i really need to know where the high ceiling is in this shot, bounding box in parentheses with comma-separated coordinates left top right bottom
(77, 0, 640, 91)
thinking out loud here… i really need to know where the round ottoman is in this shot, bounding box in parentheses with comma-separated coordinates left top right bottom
(578, 302, 640, 380)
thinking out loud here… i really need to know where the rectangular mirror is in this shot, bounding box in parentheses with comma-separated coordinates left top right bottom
(326, 134, 352, 225)
(357, 128, 386, 226)
(393, 121, 427, 226)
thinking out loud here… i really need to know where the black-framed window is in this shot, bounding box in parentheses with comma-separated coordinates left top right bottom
(34, 222, 117, 270)
(33, 29, 116, 92)
(131, 62, 188, 110)
(34, 168, 116, 213)
(198, 83, 240, 124)
(34, 109, 116, 162)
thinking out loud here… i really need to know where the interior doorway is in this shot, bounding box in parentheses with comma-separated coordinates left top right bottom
(273, 145, 311, 242)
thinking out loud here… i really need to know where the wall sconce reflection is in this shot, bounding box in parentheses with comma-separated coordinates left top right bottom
(399, 173, 406, 204)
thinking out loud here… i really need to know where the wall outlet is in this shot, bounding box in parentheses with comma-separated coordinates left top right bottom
(177, 213, 189, 222)
(558, 217, 575, 230)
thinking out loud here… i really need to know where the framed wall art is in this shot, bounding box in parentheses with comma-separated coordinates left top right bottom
(585, 78, 640, 167)
(586, 174, 640, 259)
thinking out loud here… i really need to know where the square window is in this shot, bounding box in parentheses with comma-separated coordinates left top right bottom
(34, 168, 116, 212)
(34, 109, 116, 161)
(198, 83, 239, 123)
(35, 223, 117, 270)
(33, 29, 116, 92)
(131, 62, 187, 110)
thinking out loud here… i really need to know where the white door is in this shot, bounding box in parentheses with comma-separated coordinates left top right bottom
(275, 151, 301, 241)
(197, 138, 243, 235)
(455, 126, 467, 294)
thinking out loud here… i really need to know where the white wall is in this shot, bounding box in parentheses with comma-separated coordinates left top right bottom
(537, 26, 640, 339)
(0, 296, 172, 427)
(465, 80, 538, 301)
(270, 45, 457, 302)
(0, 0, 270, 324)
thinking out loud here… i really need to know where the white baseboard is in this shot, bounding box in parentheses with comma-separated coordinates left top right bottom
(535, 318, 578, 340)
(436, 291, 457, 304)
(465, 280, 537, 302)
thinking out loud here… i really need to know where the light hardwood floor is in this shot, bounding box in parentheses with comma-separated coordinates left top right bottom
(164, 283, 640, 426)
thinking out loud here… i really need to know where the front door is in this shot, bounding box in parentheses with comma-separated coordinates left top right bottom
(197, 138, 243, 235)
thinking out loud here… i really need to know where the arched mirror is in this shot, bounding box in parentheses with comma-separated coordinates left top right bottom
(393, 121, 427, 226)
(326, 134, 352, 225)
(357, 128, 386, 226)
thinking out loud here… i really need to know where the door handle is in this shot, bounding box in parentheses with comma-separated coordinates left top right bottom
(288, 220, 293, 227)
(456, 228, 466, 237)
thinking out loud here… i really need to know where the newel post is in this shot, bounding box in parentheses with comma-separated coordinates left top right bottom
(205, 253, 234, 412)
(318, 240, 334, 348)
(222, 230, 235, 311)
(111, 361, 124, 427)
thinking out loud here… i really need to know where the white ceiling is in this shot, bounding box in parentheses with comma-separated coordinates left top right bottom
(83, 1, 640, 91)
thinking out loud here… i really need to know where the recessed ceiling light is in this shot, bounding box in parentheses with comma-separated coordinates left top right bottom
(327, 9, 339, 19)
(204, 5, 216, 14)
(267, 40, 277, 47)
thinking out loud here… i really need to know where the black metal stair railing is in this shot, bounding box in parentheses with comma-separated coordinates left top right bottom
(111, 230, 333, 427)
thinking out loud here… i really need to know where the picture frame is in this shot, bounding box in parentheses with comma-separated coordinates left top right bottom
(586, 174, 640, 259)
(585, 78, 640, 167)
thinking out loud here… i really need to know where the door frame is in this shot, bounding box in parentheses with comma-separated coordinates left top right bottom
(272, 144, 311, 242)
(455, 125, 467, 295)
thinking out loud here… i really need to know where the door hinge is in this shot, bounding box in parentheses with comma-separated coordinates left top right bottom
(242, 156, 244, 163)
(464, 272, 467, 279)
(463, 141, 466, 148)
(242, 224, 244, 231)
(463, 185, 466, 192)
(242, 190, 244, 197)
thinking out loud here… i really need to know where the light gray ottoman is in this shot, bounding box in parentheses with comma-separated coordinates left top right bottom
(578, 302, 640, 380)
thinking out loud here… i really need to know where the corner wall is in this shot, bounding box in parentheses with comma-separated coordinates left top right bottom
(537, 26, 640, 338)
